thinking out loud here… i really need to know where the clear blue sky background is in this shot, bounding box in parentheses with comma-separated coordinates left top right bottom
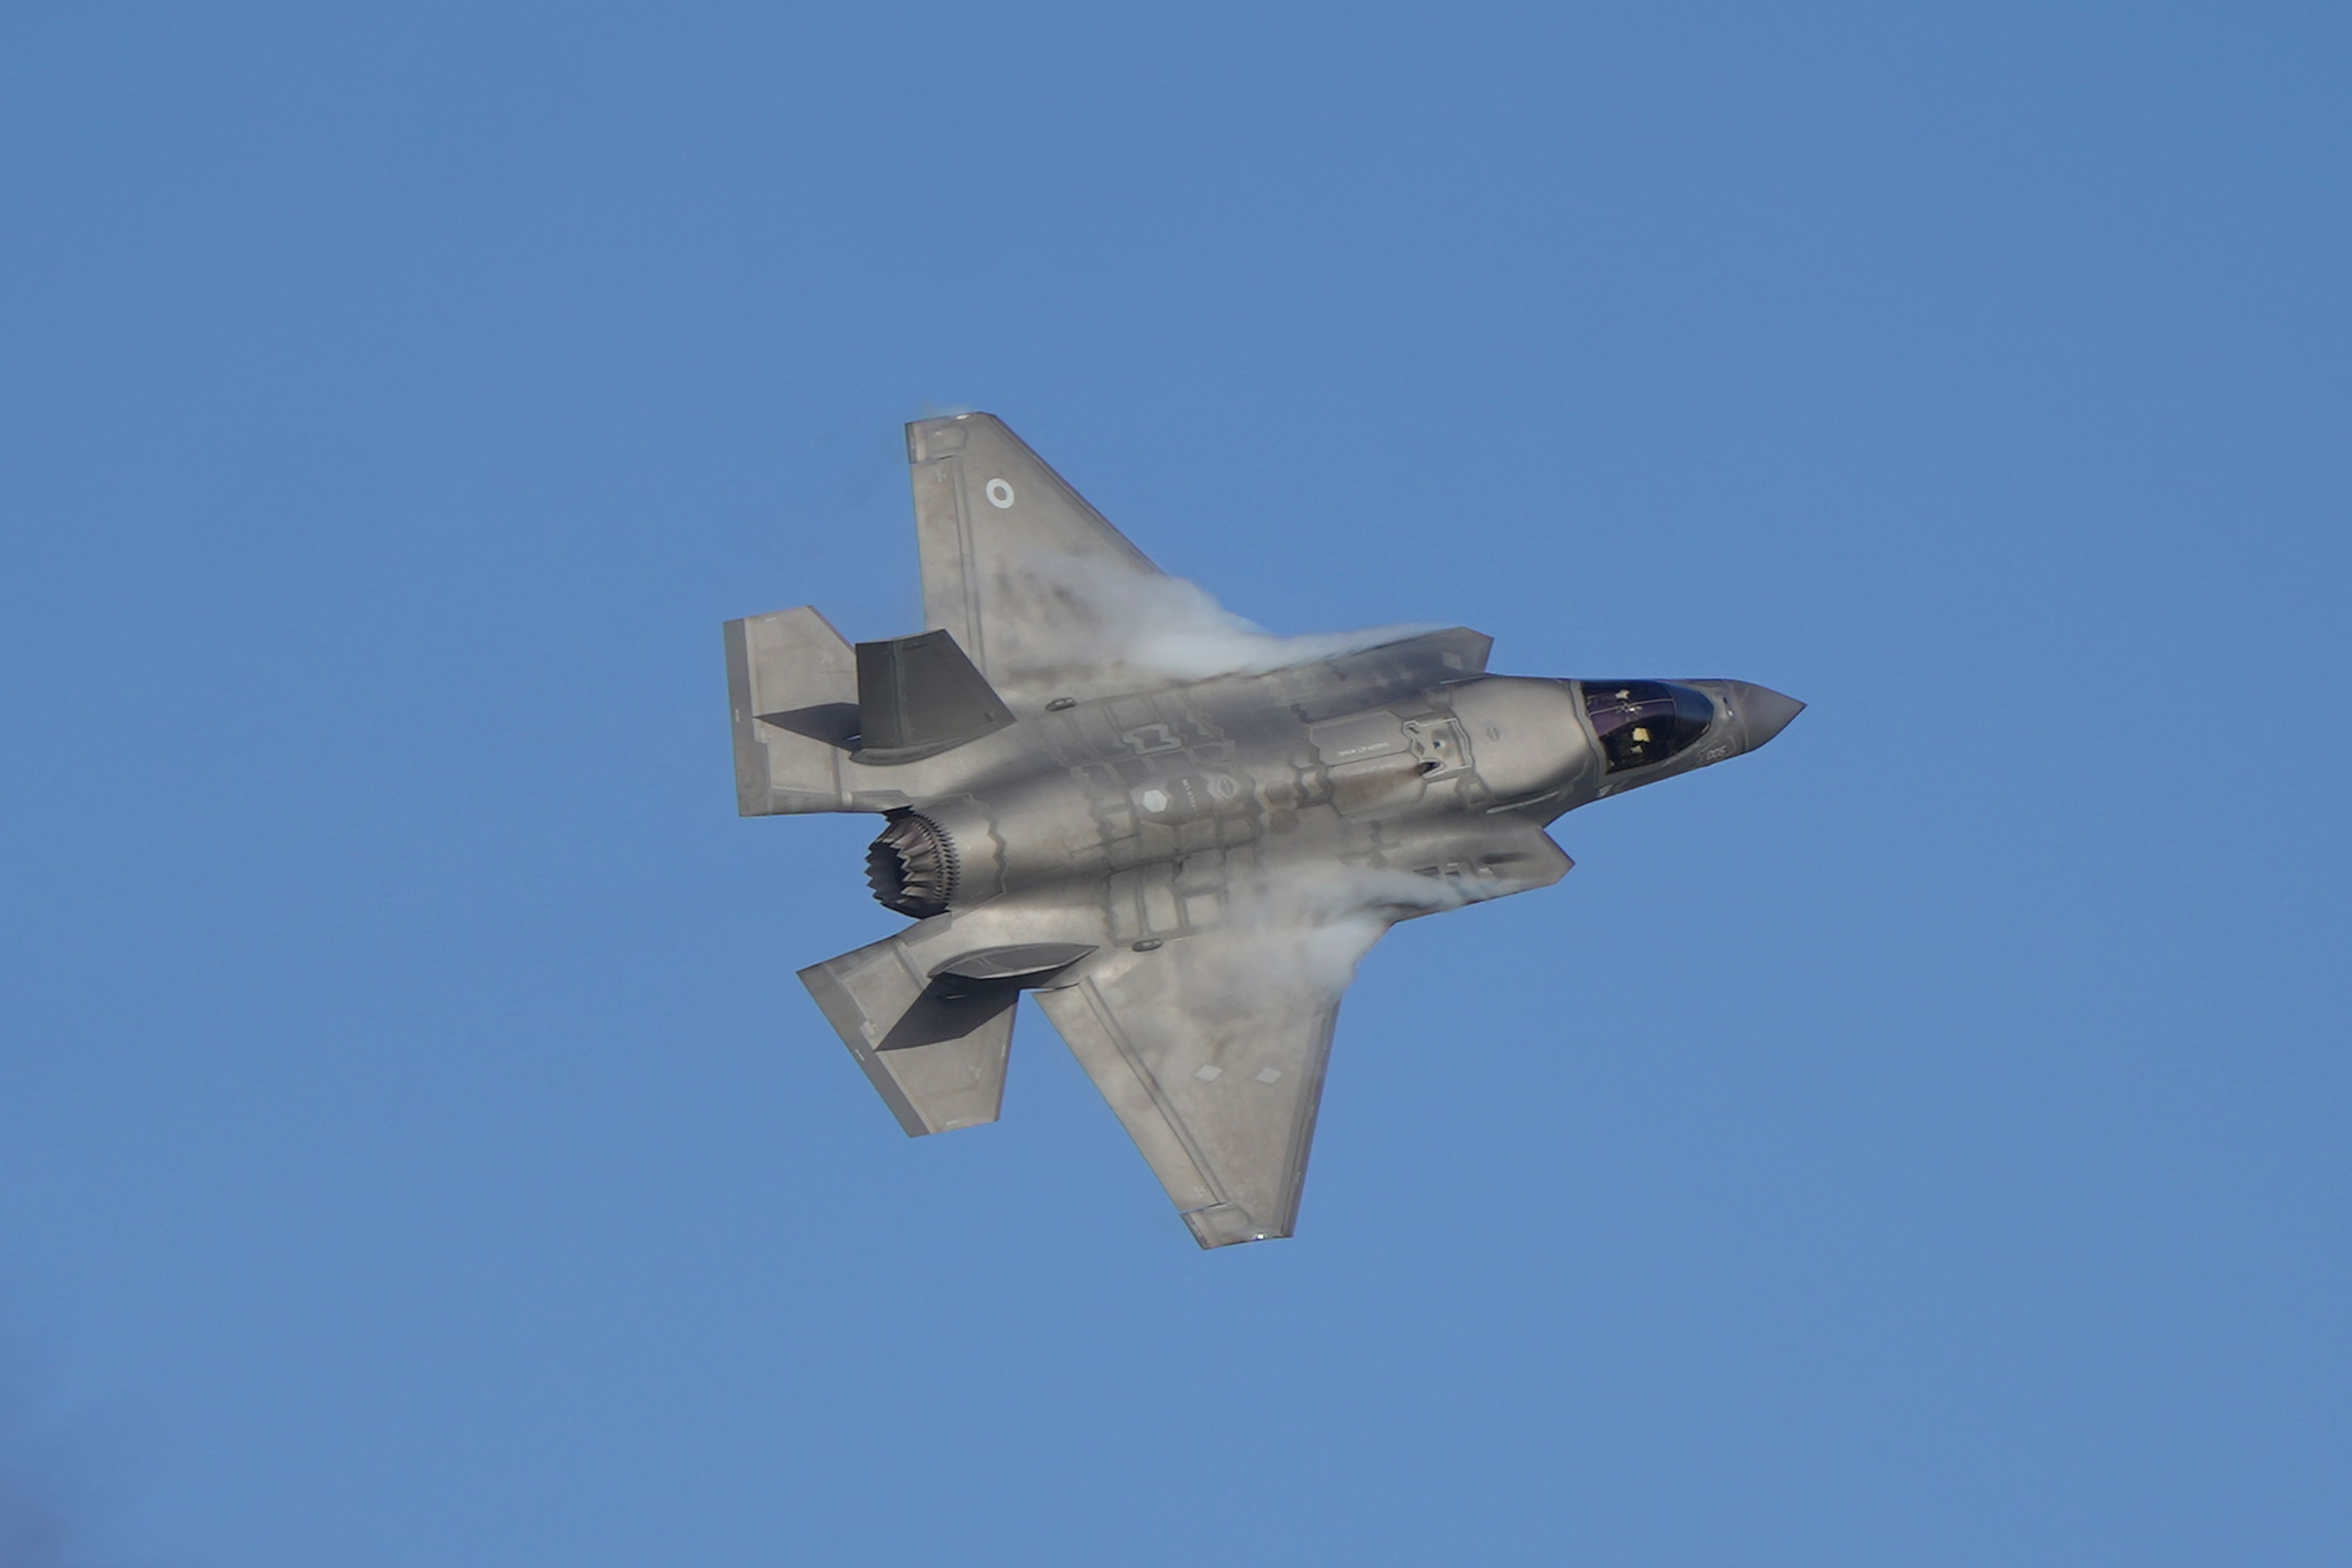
(2, 7, 2345, 1565)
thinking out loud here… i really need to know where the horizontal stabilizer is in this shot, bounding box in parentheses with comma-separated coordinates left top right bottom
(853, 630, 1014, 764)
(799, 931, 1017, 1136)
(724, 608, 858, 815)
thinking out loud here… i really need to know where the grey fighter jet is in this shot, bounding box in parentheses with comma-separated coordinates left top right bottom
(725, 414, 1802, 1248)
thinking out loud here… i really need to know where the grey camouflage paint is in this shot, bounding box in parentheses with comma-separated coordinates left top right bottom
(726, 414, 1801, 1248)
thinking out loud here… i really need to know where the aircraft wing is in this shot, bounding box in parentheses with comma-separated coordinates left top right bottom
(1033, 918, 1382, 1248)
(904, 411, 1490, 713)
(906, 413, 1168, 704)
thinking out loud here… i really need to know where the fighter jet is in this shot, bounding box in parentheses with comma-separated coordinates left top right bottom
(725, 414, 1802, 1247)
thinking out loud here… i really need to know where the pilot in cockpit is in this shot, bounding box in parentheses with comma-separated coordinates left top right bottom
(1581, 681, 1717, 772)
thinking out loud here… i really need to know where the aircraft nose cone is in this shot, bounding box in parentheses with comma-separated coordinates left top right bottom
(1726, 682, 1805, 750)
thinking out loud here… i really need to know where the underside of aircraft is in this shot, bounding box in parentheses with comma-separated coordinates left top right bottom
(725, 414, 1801, 1247)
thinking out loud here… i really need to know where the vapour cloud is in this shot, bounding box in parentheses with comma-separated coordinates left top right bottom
(1214, 861, 1477, 1004)
(996, 551, 1438, 698)
(988, 549, 1483, 996)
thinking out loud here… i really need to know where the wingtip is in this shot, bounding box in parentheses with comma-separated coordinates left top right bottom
(1182, 1203, 1293, 1249)
(904, 410, 1003, 461)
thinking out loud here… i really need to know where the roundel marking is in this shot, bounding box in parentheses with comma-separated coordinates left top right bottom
(984, 478, 1015, 509)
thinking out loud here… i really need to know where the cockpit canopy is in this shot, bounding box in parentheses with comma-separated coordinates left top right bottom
(1581, 681, 1717, 772)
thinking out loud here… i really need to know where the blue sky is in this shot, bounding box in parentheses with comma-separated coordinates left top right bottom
(2, 6, 2345, 1564)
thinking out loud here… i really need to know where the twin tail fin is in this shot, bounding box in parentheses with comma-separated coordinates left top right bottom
(723, 610, 1011, 815)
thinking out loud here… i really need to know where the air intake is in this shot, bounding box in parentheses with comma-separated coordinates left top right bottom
(865, 811, 958, 918)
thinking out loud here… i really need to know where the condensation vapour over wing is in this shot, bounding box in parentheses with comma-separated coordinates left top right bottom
(1008, 548, 1440, 693)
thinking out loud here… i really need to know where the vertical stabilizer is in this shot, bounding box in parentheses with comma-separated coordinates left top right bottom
(724, 607, 858, 815)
